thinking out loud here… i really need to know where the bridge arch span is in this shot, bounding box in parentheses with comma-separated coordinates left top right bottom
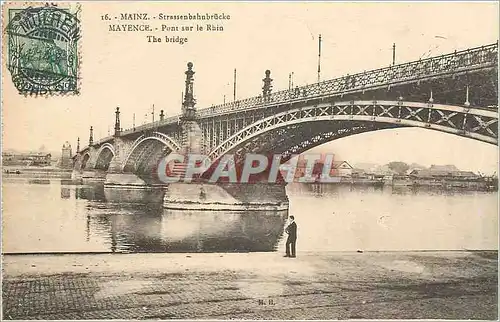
(122, 132, 181, 175)
(208, 100, 498, 163)
(80, 152, 91, 170)
(94, 143, 115, 170)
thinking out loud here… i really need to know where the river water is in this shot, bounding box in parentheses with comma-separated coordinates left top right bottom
(2, 177, 497, 253)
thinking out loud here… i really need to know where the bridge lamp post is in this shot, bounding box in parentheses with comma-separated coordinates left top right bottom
(262, 70, 273, 99)
(181, 62, 197, 120)
(89, 126, 93, 146)
(223, 78, 231, 104)
(392, 43, 396, 66)
(114, 107, 121, 136)
(317, 34, 322, 82)
(233, 68, 237, 102)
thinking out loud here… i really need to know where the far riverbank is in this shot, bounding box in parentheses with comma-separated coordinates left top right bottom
(2, 166, 73, 179)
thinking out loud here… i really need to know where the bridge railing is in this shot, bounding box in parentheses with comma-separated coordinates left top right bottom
(197, 43, 498, 117)
(120, 115, 180, 136)
(82, 115, 181, 151)
(93, 136, 113, 146)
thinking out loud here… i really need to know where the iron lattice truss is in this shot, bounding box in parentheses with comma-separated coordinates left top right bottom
(208, 100, 498, 162)
(223, 121, 400, 167)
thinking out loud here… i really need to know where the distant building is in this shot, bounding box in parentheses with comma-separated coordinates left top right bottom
(407, 163, 427, 175)
(60, 141, 73, 169)
(409, 169, 480, 180)
(2, 152, 52, 166)
(352, 168, 367, 176)
(352, 162, 379, 173)
(331, 161, 353, 177)
(405, 168, 493, 190)
(281, 155, 358, 180)
(428, 164, 459, 172)
(371, 164, 399, 176)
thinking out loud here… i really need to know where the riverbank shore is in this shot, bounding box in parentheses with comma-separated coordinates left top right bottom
(3, 250, 497, 320)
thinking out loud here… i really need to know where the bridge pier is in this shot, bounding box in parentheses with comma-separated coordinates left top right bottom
(180, 120, 203, 154)
(103, 173, 166, 203)
(82, 170, 107, 182)
(163, 182, 289, 211)
(107, 136, 130, 173)
(104, 172, 148, 186)
(71, 169, 83, 181)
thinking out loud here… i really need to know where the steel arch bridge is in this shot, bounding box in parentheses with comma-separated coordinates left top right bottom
(207, 100, 497, 163)
(73, 42, 498, 178)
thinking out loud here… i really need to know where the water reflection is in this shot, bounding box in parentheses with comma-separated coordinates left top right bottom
(93, 209, 288, 253)
(75, 182, 287, 253)
(76, 184, 106, 201)
(1, 178, 497, 253)
(103, 186, 164, 204)
(293, 182, 494, 197)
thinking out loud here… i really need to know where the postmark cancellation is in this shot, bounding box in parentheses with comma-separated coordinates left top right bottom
(5, 2, 81, 96)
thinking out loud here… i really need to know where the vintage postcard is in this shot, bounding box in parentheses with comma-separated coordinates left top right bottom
(1, 1, 498, 320)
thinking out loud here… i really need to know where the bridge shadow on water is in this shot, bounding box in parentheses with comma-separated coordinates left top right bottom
(3, 178, 495, 254)
(73, 183, 288, 253)
(288, 182, 494, 197)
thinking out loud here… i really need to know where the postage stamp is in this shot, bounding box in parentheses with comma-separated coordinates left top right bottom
(5, 4, 80, 96)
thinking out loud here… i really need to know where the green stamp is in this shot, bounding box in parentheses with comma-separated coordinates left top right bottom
(6, 4, 80, 95)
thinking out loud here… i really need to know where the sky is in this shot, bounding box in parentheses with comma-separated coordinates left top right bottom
(2, 2, 498, 173)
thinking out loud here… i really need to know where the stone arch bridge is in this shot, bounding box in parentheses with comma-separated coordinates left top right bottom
(73, 43, 498, 185)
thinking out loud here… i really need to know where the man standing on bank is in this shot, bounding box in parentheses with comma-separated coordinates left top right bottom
(284, 215, 297, 258)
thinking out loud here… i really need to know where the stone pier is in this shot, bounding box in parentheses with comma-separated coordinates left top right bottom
(163, 182, 289, 211)
(103, 173, 166, 203)
(101, 172, 289, 211)
(82, 170, 107, 182)
(71, 169, 107, 183)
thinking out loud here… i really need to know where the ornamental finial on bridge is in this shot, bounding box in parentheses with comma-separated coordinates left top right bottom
(182, 62, 196, 120)
(160, 109, 165, 121)
(114, 107, 121, 136)
(76, 137, 80, 153)
(89, 126, 94, 146)
(262, 70, 273, 98)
